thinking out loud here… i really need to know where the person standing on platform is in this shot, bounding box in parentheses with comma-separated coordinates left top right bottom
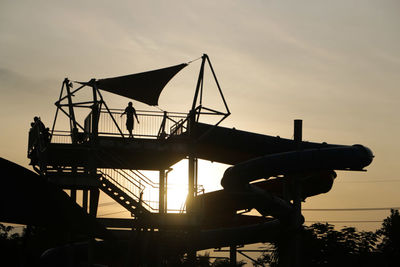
(121, 102, 139, 138)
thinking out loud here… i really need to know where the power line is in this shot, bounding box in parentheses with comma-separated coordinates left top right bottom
(303, 207, 400, 211)
(305, 220, 382, 223)
(337, 180, 400, 183)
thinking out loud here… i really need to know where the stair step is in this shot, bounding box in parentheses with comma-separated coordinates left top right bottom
(97, 173, 150, 216)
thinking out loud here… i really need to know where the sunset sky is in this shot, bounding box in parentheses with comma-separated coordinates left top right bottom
(1, 0, 399, 238)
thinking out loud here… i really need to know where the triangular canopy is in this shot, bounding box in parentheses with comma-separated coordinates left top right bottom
(95, 63, 187, 106)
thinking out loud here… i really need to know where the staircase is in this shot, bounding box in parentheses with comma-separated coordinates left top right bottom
(98, 170, 150, 216)
(94, 148, 162, 215)
(98, 167, 159, 215)
(44, 163, 159, 217)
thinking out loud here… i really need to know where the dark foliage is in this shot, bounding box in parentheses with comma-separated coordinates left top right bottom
(376, 209, 400, 266)
(257, 223, 381, 267)
(0, 224, 22, 267)
(2, 210, 399, 266)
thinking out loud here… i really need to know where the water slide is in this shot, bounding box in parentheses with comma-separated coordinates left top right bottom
(190, 122, 374, 230)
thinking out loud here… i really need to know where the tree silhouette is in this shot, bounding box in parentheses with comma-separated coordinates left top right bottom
(3, 210, 399, 267)
(256, 223, 380, 267)
(377, 209, 400, 266)
(0, 223, 22, 267)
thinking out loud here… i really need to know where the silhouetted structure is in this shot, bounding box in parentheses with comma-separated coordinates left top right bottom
(2, 54, 374, 266)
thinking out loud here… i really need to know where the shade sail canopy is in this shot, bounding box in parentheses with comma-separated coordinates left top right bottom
(95, 63, 187, 106)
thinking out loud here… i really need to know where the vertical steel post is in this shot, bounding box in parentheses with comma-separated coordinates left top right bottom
(191, 55, 206, 111)
(165, 168, 173, 212)
(230, 246, 237, 265)
(159, 170, 166, 214)
(82, 190, 88, 213)
(88, 80, 99, 143)
(70, 189, 76, 202)
(280, 120, 303, 267)
(187, 109, 198, 264)
(89, 188, 99, 217)
(188, 155, 195, 212)
(64, 78, 77, 140)
(294, 120, 302, 144)
(293, 119, 303, 267)
(187, 110, 196, 213)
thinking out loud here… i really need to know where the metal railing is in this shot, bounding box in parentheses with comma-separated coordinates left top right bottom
(97, 109, 187, 139)
(98, 168, 158, 212)
(49, 130, 72, 144)
(49, 109, 188, 144)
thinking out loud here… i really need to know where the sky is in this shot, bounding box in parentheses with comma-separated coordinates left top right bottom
(1, 0, 400, 246)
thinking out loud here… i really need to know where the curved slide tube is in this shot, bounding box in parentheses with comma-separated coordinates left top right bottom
(219, 145, 373, 221)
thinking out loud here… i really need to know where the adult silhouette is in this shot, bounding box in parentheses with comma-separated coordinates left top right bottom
(120, 102, 139, 138)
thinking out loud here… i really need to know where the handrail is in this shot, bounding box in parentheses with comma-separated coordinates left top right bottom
(98, 169, 157, 212)
(48, 108, 188, 143)
(130, 169, 158, 188)
(97, 109, 187, 139)
(95, 147, 161, 211)
(99, 147, 158, 189)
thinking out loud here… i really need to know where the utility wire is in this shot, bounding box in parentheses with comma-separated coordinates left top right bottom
(337, 179, 400, 183)
(305, 220, 382, 223)
(303, 207, 400, 211)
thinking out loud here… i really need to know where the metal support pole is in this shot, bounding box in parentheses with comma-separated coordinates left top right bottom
(187, 156, 198, 211)
(205, 55, 230, 115)
(65, 78, 77, 139)
(96, 88, 125, 139)
(230, 246, 237, 265)
(191, 55, 206, 111)
(187, 109, 198, 264)
(82, 190, 88, 213)
(165, 168, 172, 211)
(89, 188, 99, 217)
(187, 110, 197, 213)
(294, 120, 302, 145)
(279, 120, 303, 267)
(70, 189, 76, 202)
(50, 80, 66, 141)
(292, 119, 303, 266)
(159, 170, 166, 214)
(88, 188, 99, 266)
(91, 103, 99, 141)
(187, 155, 195, 213)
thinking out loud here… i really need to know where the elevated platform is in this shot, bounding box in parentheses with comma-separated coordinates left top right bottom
(40, 136, 187, 170)
(39, 122, 344, 170)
